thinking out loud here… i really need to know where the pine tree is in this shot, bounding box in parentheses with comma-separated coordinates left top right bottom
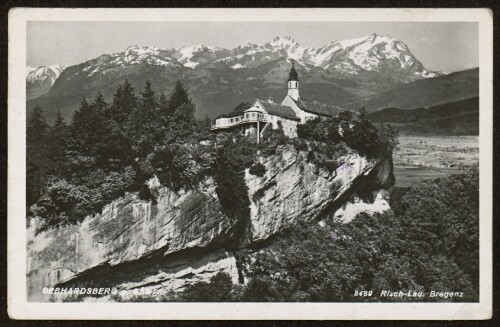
(108, 84, 123, 120)
(165, 80, 197, 143)
(27, 104, 49, 144)
(141, 80, 158, 116)
(168, 80, 195, 119)
(109, 80, 138, 127)
(54, 110, 65, 128)
(69, 94, 112, 168)
(158, 92, 170, 123)
(130, 80, 159, 131)
(27, 105, 51, 205)
(48, 111, 69, 176)
(71, 97, 89, 136)
(104, 81, 138, 169)
(92, 92, 108, 112)
(128, 80, 162, 156)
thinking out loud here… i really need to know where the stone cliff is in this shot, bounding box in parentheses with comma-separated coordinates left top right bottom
(27, 144, 394, 301)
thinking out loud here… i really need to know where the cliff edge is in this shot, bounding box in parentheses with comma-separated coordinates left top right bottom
(27, 144, 394, 301)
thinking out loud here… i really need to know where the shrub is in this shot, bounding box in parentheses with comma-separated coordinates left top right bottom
(181, 272, 234, 302)
(214, 134, 259, 243)
(297, 111, 399, 158)
(249, 162, 266, 177)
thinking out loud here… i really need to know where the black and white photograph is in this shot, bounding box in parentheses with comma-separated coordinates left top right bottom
(8, 8, 493, 320)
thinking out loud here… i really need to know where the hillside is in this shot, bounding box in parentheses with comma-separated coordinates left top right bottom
(343, 68, 478, 112)
(368, 97, 479, 135)
(27, 34, 441, 123)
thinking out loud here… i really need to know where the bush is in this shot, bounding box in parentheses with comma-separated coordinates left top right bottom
(181, 272, 234, 302)
(249, 162, 266, 177)
(214, 134, 259, 243)
(297, 111, 399, 158)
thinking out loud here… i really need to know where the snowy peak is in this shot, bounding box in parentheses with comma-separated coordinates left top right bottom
(124, 45, 160, 55)
(117, 45, 177, 67)
(72, 46, 183, 78)
(175, 44, 230, 68)
(26, 66, 37, 74)
(304, 34, 440, 78)
(270, 36, 299, 48)
(26, 65, 65, 99)
(26, 65, 65, 86)
(213, 34, 440, 78)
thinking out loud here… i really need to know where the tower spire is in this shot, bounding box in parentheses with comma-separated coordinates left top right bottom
(287, 60, 300, 100)
(288, 59, 299, 82)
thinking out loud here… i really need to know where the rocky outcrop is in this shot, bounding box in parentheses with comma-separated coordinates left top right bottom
(27, 178, 237, 301)
(333, 189, 390, 223)
(27, 145, 393, 301)
(245, 146, 384, 242)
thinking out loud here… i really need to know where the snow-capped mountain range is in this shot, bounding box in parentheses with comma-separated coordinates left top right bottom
(216, 34, 439, 78)
(49, 34, 439, 79)
(27, 34, 446, 121)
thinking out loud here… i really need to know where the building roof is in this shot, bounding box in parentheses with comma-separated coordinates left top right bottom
(215, 102, 252, 119)
(257, 99, 300, 121)
(214, 100, 299, 121)
(288, 62, 299, 82)
(215, 111, 245, 119)
(292, 98, 346, 117)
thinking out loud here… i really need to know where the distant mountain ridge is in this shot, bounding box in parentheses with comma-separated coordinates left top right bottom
(368, 97, 479, 135)
(342, 68, 479, 112)
(28, 34, 444, 122)
(52, 34, 441, 82)
(26, 65, 65, 100)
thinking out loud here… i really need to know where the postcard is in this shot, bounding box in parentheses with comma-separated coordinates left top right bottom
(8, 7, 493, 320)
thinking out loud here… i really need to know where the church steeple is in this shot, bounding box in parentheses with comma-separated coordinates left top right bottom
(288, 60, 299, 82)
(287, 60, 300, 100)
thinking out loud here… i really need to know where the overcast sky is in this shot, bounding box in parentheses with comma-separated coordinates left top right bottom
(27, 21, 478, 73)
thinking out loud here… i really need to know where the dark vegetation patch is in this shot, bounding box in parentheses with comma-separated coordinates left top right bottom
(249, 162, 266, 177)
(298, 109, 399, 159)
(252, 180, 277, 203)
(27, 80, 210, 231)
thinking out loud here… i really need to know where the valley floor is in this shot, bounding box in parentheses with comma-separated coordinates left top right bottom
(393, 136, 479, 187)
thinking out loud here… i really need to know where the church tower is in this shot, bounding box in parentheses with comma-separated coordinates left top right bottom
(287, 61, 300, 101)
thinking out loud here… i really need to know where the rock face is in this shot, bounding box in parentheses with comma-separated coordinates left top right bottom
(27, 145, 393, 301)
(333, 189, 391, 223)
(245, 147, 386, 242)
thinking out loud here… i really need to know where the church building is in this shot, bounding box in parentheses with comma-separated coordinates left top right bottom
(211, 62, 345, 142)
